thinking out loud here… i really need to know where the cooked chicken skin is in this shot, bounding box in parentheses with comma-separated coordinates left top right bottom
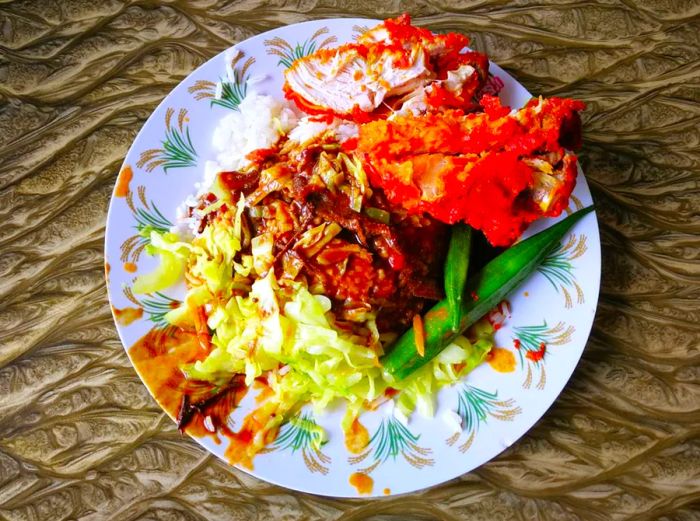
(354, 96, 585, 246)
(283, 15, 488, 118)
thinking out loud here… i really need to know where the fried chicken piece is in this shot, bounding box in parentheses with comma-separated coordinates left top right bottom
(283, 15, 487, 119)
(354, 95, 585, 246)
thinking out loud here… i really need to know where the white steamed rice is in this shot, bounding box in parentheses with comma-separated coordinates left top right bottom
(211, 91, 298, 173)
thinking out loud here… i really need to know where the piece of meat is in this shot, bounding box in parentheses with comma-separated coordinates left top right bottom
(354, 95, 586, 246)
(284, 42, 433, 117)
(283, 15, 487, 119)
(387, 50, 489, 117)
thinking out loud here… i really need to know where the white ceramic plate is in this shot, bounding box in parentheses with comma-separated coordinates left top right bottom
(105, 18, 600, 498)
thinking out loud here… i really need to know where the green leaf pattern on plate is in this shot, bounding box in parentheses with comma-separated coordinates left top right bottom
(265, 27, 338, 69)
(513, 321, 575, 390)
(349, 416, 434, 474)
(268, 413, 331, 474)
(446, 385, 521, 452)
(123, 287, 181, 332)
(538, 233, 588, 308)
(189, 51, 255, 111)
(120, 185, 173, 265)
(138, 108, 197, 172)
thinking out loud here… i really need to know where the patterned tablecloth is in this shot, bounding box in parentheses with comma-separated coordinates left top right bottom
(1, 2, 698, 520)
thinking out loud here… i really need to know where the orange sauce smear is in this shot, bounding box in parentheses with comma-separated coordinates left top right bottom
(129, 328, 249, 444)
(114, 165, 133, 197)
(123, 262, 137, 273)
(412, 314, 425, 357)
(345, 418, 369, 454)
(224, 401, 280, 469)
(486, 347, 516, 373)
(130, 329, 209, 416)
(129, 328, 294, 469)
(112, 305, 143, 326)
(349, 472, 374, 495)
(253, 377, 275, 403)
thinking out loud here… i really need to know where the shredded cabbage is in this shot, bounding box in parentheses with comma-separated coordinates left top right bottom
(392, 331, 493, 418)
(132, 230, 189, 294)
(134, 200, 495, 436)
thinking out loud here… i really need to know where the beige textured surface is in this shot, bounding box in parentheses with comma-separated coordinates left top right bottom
(1, 1, 699, 520)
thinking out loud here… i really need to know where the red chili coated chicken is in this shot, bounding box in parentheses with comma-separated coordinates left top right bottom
(354, 95, 585, 246)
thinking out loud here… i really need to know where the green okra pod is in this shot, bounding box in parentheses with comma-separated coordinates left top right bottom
(381, 206, 595, 380)
(444, 223, 472, 331)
